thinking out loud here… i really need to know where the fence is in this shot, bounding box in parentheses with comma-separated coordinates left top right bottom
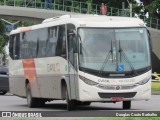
(1, 0, 160, 29)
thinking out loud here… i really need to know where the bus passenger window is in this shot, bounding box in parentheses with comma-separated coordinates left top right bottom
(46, 27, 58, 57)
(56, 25, 66, 58)
(37, 28, 47, 58)
(9, 35, 14, 59)
(12, 34, 20, 60)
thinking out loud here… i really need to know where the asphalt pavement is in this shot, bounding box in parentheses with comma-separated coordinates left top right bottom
(0, 93, 160, 117)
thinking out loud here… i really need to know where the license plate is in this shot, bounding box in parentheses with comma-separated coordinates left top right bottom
(111, 97, 124, 101)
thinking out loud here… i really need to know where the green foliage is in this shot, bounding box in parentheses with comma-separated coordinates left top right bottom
(145, 0, 160, 19)
(152, 82, 160, 92)
(0, 21, 9, 62)
(0, 21, 6, 33)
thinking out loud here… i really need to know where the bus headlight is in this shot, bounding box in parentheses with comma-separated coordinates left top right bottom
(136, 76, 151, 85)
(79, 75, 98, 86)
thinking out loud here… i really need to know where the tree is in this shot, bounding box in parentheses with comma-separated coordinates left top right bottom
(0, 21, 9, 63)
(145, 0, 160, 19)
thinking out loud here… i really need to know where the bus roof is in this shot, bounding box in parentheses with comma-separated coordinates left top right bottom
(10, 14, 145, 35)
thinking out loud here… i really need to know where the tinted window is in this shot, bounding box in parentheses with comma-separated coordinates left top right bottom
(10, 25, 67, 59)
(14, 34, 20, 59)
(36, 28, 48, 58)
(9, 34, 20, 60)
(45, 26, 58, 57)
(20, 31, 37, 59)
(55, 25, 66, 58)
(9, 35, 14, 59)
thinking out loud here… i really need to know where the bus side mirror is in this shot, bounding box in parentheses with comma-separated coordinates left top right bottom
(68, 29, 77, 53)
(68, 29, 76, 35)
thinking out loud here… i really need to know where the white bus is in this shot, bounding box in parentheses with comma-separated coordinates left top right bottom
(9, 15, 152, 110)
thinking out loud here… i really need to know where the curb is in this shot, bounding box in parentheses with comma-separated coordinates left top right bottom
(152, 92, 160, 95)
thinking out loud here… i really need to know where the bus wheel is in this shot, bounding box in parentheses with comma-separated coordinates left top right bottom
(37, 99, 45, 107)
(123, 101, 131, 109)
(26, 84, 37, 108)
(66, 90, 75, 111)
(82, 102, 91, 106)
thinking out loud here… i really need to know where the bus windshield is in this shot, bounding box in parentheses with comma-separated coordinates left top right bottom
(78, 28, 151, 74)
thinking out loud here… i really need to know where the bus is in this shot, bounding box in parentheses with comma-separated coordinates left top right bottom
(9, 14, 152, 110)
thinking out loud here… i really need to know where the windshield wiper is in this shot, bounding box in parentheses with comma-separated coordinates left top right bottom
(99, 41, 113, 75)
(119, 40, 137, 76)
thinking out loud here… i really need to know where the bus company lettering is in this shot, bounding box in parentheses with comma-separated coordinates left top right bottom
(98, 79, 110, 83)
(47, 63, 60, 72)
(118, 79, 135, 83)
(98, 79, 120, 83)
(98, 79, 135, 83)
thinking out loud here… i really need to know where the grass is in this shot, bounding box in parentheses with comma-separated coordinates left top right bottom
(152, 82, 160, 92)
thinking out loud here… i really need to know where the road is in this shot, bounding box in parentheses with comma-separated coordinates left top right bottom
(0, 93, 160, 117)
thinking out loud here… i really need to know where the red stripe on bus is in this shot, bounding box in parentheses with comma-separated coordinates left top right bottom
(22, 59, 41, 97)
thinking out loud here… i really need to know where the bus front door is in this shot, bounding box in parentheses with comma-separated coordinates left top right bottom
(68, 33, 78, 100)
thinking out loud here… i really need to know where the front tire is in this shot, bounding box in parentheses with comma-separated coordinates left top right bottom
(82, 102, 91, 106)
(76, 101, 91, 106)
(123, 101, 131, 109)
(66, 89, 75, 111)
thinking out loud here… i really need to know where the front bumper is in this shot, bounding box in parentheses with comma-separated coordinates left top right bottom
(78, 79, 151, 102)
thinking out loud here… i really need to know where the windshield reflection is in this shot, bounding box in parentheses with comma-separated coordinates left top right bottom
(78, 28, 151, 73)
